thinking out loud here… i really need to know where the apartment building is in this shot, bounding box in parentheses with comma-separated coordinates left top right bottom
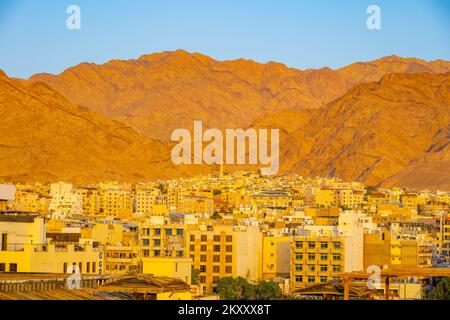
(262, 234, 291, 280)
(291, 211, 364, 288)
(0, 212, 103, 274)
(140, 214, 190, 259)
(186, 224, 263, 295)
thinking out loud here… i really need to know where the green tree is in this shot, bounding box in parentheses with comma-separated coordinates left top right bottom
(216, 277, 282, 300)
(216, 277, 252, 300)
(211, 211, 222, 220)
(428, 277, 450, 300)
(254, 281, 282, 300)
(191, 268, 201, 285)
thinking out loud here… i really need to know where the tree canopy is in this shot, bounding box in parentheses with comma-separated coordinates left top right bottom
(216, 277, 282, 300)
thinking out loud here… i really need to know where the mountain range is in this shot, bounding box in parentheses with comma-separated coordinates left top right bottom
(1, 50, 449, 189)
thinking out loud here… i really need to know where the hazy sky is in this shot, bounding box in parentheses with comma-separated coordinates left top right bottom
(0, 0, 449, 78)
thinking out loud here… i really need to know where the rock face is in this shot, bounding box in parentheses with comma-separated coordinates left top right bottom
(276, 72, 450, 188)
(0, 70, 176, 184)
(1, 51, 449, 189)
(31, 50, 450, 141)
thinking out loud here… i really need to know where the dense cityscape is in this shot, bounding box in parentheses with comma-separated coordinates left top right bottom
(1, 169, 449, 300)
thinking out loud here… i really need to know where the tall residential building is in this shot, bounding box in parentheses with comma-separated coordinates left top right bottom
(291, 211, 364, 288)
(49, 182, 83, 216)
(186, 224, 263, 295)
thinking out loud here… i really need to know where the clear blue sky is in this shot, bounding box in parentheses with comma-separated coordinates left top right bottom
(0, 0, 449, 78)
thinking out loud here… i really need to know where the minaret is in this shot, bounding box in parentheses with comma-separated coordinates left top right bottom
(219, 163, 224, 180)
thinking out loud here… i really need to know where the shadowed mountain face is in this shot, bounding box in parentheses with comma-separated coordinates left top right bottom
(0, 70, 177, 184)
(1, 51, 449, 189)
(272, 72, 450, 188)
(31, 50, 450, 141)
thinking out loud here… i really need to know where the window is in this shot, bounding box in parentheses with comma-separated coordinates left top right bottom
(63, 263, 68, 273)
(9, 263, 17, 273)
(320, 254, 328, 261)
(309, 265, 315, 272)
(145, 229, 150, 236)
(200, 276, 206, 283)
(333, 265, 341, 272)
(213, 235, 221, 242)
(226, 235, 232, 242)
(166, 229, 173, 236)
(320, 242, 328, 249)
(1, 233, 7, 251)
(225, 255, 232, 263)
(92, 262, 96, 273)
(295, 276, 303, 282)
(295, 242, 303, 249)
(200, 265, 206, 272)
(333, 254, 341, 261)
(213, 276, 220, 283)
(190, 235, 195, 242)
(190, 245, 195, 251)
(320, 265, 328, 272)
(308, 242, 315, 249)
(200, 245, 207, 251)
(201, 235, 207, 242)
(87, 262, 90, 273)
(213, 255, 220, 262)
(200, 255, 207, 262)
(177, 229, 183, 236)
(295, 264, 302, 271)
(213, 245, 221, 252)
(333, 242, 341, 249)
(154, 228, 161, 235)
(226, 245, 232, 252)
(154, 250, 161, 257)
(320, 276, 327, 283)
(213, 266, 220, 273)
(295, 254, 303, 260)
(308, 253, 315, 261)
(0, 263, 5, 272)
(308, 276, 315, 283)
(225, 266, 232, 273)
(143, 250, 150, 257)
(154, 239, 161, 246)
(143, 239, 150, 246)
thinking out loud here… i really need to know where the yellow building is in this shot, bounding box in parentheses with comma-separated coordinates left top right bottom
(364, 231, 434, 269)
(186, 224, 262, 295)
(75, 187, 101, 216)
(142, 257, 191, 285)
(363, 232, 391, 269)
(262, 235, 291, 280)
(179, 195, 213, 217)
(140, 216, 187, 258)
(401, 193, 426, 209)
(314, 188, 335, 208)
(14, 190, 49, 214)
(291, 234, 345, 288)
(335, 188, 364, 208)
(91, 222, 124, 245)
(104, 245, 140, 274)
(439, 215, 450, 256)
(251, 190, 293, 210)
(0, 212, 103, 274)
(99, 187, 133, 218)
(135, 189, 159, 215)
